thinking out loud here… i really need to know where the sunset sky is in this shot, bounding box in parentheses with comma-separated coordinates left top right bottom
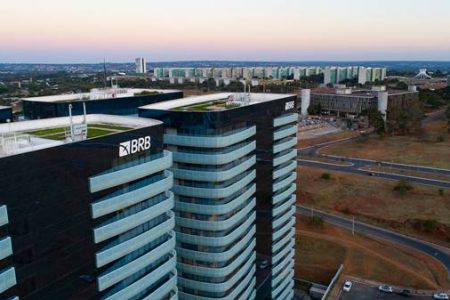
(1, 0, 450, 63)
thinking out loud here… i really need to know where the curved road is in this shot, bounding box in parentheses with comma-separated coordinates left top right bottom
(296, 205, 450, 278)
(297, 158, 450, 188)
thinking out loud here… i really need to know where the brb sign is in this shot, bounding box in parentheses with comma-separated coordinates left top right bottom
(119, 136, 151, 157)
(285, 101, 295, 110)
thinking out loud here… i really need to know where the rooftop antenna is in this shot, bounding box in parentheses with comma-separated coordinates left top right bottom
(68, 104, 74, 141)
(103, 58, 107, 88)
(82, 102, 87, 125)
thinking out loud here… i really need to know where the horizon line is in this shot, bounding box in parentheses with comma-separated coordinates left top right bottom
(1, 59, 450, 65)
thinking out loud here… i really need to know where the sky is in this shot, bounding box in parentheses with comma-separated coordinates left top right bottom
(1, 0, 450, 63)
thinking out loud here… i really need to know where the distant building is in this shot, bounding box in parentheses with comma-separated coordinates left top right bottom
(22, 88, 183, 120)
(306, 86, 419, 118)
(135, 57, 147, 74)
(0, 106, 12, 123)
(415, 68, 432, 80)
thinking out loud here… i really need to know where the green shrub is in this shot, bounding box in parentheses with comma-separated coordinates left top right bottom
(307, 216, 325, 228)
(321, 173, 331, 180)
(393, 180, 413, 195)
(418, 219, 438, 233)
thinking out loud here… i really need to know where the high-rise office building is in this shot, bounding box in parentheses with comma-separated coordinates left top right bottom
(135, 58, 147, 74)
(139, 92, 298, 300)
(22, 89, 183, 120)
(0, 106, 12, 123)
(0, 114, 177, 300)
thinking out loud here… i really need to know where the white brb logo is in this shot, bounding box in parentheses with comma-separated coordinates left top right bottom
(285, 101, 295, 110)
(119, 136, 151, 157)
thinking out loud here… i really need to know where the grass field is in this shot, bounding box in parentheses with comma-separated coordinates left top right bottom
(297, 166, 450, 247)
(295, 216, 450, 290)
(25, 124, 130, 140)
(321, 118, 450, 169)
(89, 124, 133, 131)
(298, 129, 359, 149)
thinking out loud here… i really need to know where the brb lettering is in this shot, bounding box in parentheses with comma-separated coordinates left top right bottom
(119, 136, 151, 157)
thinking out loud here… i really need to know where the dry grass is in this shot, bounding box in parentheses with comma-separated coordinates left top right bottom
(321, 121, 450, 169)
(298, 130, 359, 148)
(295, 216, 450, 289)
(297, 166, 450, 247)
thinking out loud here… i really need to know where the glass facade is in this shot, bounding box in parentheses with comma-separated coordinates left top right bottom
(0, 107, 13, 123)
(22, 91, 183, 120)
(139, 94, 298, 300)
(0, 124, 177, 300)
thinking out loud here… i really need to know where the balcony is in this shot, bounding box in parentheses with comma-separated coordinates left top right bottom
(272, 183, 296, 206)
(273, 137, 297, 154)
(0, 267, 16, 294)
(273, 113, 298, 128)
(164, 126, 256, 148)
(98, 234, 176, 291)
(176, 213, 255, 247)
(176, 226, 255, 263)
(273, 172, 297, 193)
(93, 192, 174, 243)
(273, 124, 297, 141)
(175, 198, 255, 231)
(173, 141, 255, 165)
(273, 160, 297, 180)
(273, 149, 296, 167)
(172, 156, 255, 182)
(0, 237, 13, 261)
(102, 252, 176, 300)
(91, 171, 173, 219)
(0, 205, 8, 227)
(89, 150, 172, 193)
(96, 213, 175, 268)
(178, 253, 255, 293)
(173, 170, 255, 199)
(175, 184, 256, 215)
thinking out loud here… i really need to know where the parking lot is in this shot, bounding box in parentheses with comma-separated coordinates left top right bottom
(339, 281, 433, 300)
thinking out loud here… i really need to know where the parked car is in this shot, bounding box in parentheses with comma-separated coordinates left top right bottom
(378, 285, 394, 293)
(433, 292, 449, 300)
(342, 281, 352, 292)
(398, 289, 412, 297)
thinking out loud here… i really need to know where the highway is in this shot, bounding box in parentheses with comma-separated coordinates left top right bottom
(297, 131, 450, 188)
(297, 158, 450, 188)
(296, 205, 450, 277)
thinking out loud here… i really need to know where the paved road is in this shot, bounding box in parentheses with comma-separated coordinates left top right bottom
(296, 205, 450, 278)
(298, 120, 450, 188)
(297, 158, 450, 188)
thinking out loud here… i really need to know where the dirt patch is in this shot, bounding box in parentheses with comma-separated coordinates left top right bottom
(295, 216, 450, 290)
(298, 130, 360, 148)
(321, 120, 450, 169)
(297, 166, 450, 247)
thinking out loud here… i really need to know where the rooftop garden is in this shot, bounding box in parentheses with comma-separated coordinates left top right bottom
(134, 90, 161, 96)
(25, 123, 133, 141)
(172, 99, 241, 112)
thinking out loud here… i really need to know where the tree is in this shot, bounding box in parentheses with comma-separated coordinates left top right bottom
(387, 100, 423, 135)
(366, 109, 385, 134)
(307, 103, 322, 115)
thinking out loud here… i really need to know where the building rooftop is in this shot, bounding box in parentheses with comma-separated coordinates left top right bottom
(140, 93, 295, 112)
(0, 114, 161, 158)
(22, 88, 181, 103)
(311, 87, 418, 98)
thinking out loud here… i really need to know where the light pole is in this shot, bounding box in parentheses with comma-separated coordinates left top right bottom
(352, 216, 355, 236)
